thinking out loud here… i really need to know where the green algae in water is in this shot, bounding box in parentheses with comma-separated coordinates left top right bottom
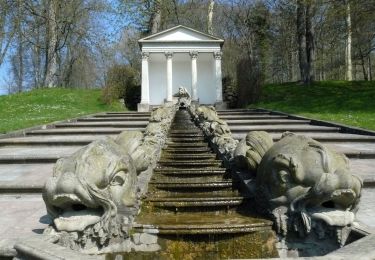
(105, 231, 278, 260)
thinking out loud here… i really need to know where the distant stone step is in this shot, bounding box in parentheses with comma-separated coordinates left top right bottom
(104, 112, 151, 115)
(219, 115, 288, 120)
(232, 133, 375, 143)
(149, 180, 234, 190)
(54, 122, 148, 128)
(151, 174, 228, 184)
(157, 160, 222, 168)
(166, 142, 208, 148)
(134, 212, 273, 235)
(153, 168, 226, 177)
(93, 113, 150, 118)
(163, 147, 211, 154)
(216, 111, 270, 116)
(145, 196, 244, 209)
(0, 136, 98, 146)
(170, 129, 204, 134)
(161, 154, 216, 160)
(229, 125, 340, 133)
(0, 155, 59, 164)
(78, 117, 150, 121)
(226, 119, 311, 125)
(168, 133, 204, 138)
(167, 137, 205, 143)
(26, 128, 144, 135)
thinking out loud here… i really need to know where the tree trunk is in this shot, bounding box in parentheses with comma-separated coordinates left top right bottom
(359, 48, 368, 80)
(16, 0, 24, 92)
(346, 0, 353, 81)
(297, 0, 314, 85)
(297, 0, 307, 83)
(207, 0, 215, 35)
(44, 0, 58, 87)
(368, 54, 372, 81)
(149, 0, 161, 34)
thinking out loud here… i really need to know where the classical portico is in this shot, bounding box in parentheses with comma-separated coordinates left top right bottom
(138, 25, 225, 112)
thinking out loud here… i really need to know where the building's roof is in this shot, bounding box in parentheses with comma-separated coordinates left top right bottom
(138, 25, 224, 45)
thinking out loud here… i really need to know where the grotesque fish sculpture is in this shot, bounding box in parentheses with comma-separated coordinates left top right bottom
(43, 134, 141, 250)
(235, 131, 362, 245)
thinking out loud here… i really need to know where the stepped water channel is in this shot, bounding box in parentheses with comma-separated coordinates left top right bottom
(1, 108, 375, 259)
(108, 109, 278, 259)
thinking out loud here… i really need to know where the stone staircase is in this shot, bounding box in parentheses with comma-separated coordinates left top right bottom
(127, 109, 278, 259)
(0, 111, 150, 249)
(1, 108, 375, 258)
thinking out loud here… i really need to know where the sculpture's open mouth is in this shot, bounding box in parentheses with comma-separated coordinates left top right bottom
(50, 194, 104, 232)
(307, 188, 357, 227)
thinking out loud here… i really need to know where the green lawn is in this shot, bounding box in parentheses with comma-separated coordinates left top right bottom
(251, 81, 375, 131)
(0, 88, 124, 134)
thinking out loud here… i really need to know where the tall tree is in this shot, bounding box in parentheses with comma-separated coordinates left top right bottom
(207, 0, 215, 35)
(297, 0, 314, 85)
(346, 0, 353, 81)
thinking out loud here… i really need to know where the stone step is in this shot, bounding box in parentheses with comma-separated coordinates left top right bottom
(163, 147, 211, 153)
(78, 116, 150, 122)
(157, 160, 222, 168)
(167, 137, 206, 143)
(104, 111, 151, 115)
(0, 194, 50, 241)
(219, 115, 289, 120)
(26, 128, 144, 135)
(232, 132, 375, 142)
(0, 163, 53, 192)
(153, 168, 226, 177)
(170, 129, 204, 134)
(226, 119, 311, 125)
(229, 124, 340, 133)
(161, 154, 216, 160)
(216, 111, 270, 116)
(217, 109, 259, 112)
(54, 122, 148, 128)
(165, 142, 208, 148)
(0, 135, 108, 146)
(134, 212, 273, 235)
(168, 132, 203, 137)
(93, 114, 150, 118)
(145, 196, 244, 208)
(149, 180, 234, 190)
(0, 145, 79, 164)
(350, 159, 375, 186)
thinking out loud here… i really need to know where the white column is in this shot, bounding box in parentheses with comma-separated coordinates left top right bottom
(141, 52, 150, 104)
(190, 51, 198, 101)
(165, 52, 173, 102)
(213, 51, 223, 102)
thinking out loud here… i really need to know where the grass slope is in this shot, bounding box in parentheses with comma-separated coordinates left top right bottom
(0, 88, 124, 134)
(252, 81, 375, 131)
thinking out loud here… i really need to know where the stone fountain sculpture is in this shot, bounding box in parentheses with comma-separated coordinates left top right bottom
(191, 105, 238, 163)
(42, 105, 177, 254)
(234, 131, 363, 255)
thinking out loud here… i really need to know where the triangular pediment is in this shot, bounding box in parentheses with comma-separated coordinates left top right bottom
(139, 25, 223, 43)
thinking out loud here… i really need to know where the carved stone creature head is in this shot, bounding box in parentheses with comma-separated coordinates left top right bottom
(43, 135, 140, 247)
(240, 132, 362, 240)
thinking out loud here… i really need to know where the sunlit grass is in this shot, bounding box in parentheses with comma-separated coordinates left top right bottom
(251, 81, 375, 131)
(0, 88, 124, 134)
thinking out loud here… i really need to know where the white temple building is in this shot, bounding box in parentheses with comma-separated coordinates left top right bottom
(137, 25, 225, 111)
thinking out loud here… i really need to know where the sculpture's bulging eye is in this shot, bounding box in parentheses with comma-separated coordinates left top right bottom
(279, 170, 290, 183)
(110, 174, 125, 186)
